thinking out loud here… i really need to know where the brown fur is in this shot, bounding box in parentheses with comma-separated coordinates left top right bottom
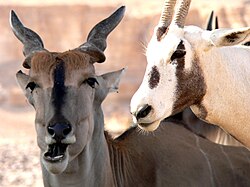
(172, 51, 206, 116)
(106, 121, 250, 187)
(31, 50, 93, 76)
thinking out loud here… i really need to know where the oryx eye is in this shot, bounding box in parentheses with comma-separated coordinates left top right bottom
(26, 82, 38, 92)
(170, 50, 186, 61)
(85, 78, 99, 88)
(170, 40, 186, 62)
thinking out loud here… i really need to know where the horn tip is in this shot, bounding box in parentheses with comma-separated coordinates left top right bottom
(10, 10, 17, 22)
(119, 5, 126, 11)
(9, 10, 15, 27)
(117, 5, 126, 17)
(10, 10, 16, 17)
(9, 10, 22, 29)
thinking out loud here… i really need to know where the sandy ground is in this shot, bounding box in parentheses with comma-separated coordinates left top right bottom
(0, 142, 42, 187)
(0, 105, 42, 187)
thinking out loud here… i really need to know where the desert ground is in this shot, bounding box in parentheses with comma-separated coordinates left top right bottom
(0, 0, 249, 186)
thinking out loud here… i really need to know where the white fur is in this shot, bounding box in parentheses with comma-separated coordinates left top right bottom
(131, 23, 250, 147)
(131, 29, 179, 128)
(193, 45, 250, 146)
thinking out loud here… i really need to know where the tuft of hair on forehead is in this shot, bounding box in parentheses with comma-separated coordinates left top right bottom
(30, 50, 93, 75)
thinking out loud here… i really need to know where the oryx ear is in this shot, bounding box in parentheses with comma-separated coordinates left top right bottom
(209, 27, 250, 46)
(16, 70, 29, 92)
(101, 68, 126, 93)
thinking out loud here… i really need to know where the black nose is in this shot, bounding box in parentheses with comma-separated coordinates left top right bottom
(136, 104, 152, 120)
(48, 123, 72, 142)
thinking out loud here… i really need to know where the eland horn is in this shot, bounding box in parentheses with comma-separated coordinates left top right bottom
(78, 6, 125, 63)
(10, 10, 45, 68)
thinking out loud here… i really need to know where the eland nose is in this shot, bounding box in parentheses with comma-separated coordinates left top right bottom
(48, 123, 72, 142)
(135, 104, 152, 120)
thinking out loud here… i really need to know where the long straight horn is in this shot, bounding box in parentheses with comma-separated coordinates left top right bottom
(156, 0, 177, 41)
(10, 10, 44, 57)
(206, 11, 214, 31)
(173, 0, 191, 28)
(215, 16, 219, 29)
(78, 6, 125, 63)
(159, 0, 177, 27)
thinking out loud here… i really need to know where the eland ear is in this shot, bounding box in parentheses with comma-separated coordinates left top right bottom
(101, 68, 126, 93)
(209, 27, 250, 47)
(16, 70, 29, 92)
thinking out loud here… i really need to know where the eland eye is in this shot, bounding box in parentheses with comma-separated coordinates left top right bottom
(26, 82, 38, 92)
(85, 78, 99, 88)
(170, 50, 186, 61)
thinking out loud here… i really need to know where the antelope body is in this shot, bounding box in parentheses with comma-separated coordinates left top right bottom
(130, 0, 250, 148)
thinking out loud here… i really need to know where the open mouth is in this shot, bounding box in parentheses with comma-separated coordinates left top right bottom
(44, 143, 68, 162)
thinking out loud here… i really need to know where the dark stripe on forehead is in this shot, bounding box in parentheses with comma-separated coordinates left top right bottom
(52, 57, 66, 113)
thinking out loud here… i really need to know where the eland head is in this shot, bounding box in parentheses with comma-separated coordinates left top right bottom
(11, 6, 125, 174)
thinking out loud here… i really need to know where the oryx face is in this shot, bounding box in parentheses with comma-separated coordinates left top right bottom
(130, 0, 207, 131)
(131, 0, 250, 132)
(131, 28, 205, 131)
(17, 51, 97, 174)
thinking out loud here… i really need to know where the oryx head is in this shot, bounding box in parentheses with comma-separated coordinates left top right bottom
(130, 0, 250, 131)
(10, 6, 125, 174)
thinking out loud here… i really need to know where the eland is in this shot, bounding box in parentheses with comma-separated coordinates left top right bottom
(130, 0, 250, 148)
(11, 6, 250, 187)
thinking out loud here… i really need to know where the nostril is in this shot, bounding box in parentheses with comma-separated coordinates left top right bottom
(136, 104, 152, 120)
(47, 123, 72, 141)
(48, 126, 55, 136)
(63, 125, 72, 136)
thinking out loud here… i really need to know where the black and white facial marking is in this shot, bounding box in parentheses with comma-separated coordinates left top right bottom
(148, 66, 160, 89)
(172, 50, 206, 116)
(52, 57, 66, 115)
(170, 40, 186, 67)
